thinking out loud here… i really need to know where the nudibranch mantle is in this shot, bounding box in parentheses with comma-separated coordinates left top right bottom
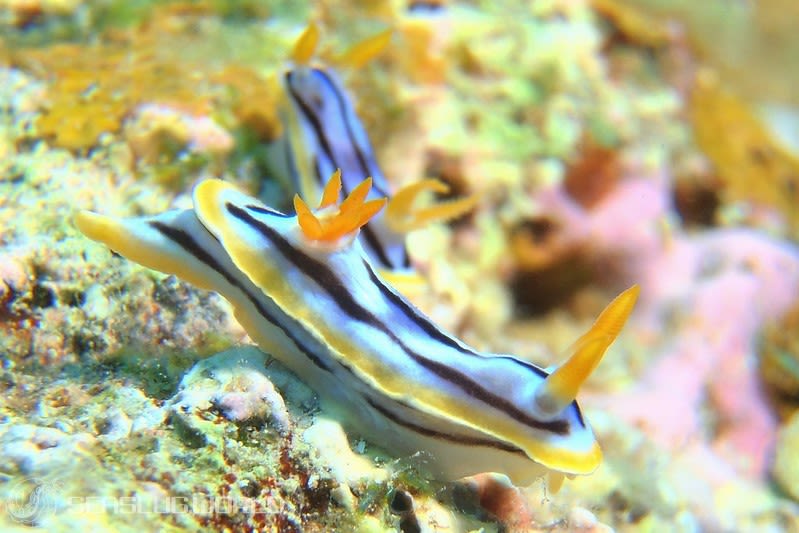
(76, 174, 638, 487)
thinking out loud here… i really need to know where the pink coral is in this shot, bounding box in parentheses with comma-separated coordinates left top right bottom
(531, 171, 799, 482)
(466, 473, 535, 529)
(613, 229, 797, 477)
(464, 474, 613, 531)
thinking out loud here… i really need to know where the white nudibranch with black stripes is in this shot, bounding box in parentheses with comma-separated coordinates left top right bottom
(269, 24, 477, 271)
(76, 171, 638, 490)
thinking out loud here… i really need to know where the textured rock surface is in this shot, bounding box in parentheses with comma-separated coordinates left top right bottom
(773, 411, 799, 502)
(2, 0, 799, 531)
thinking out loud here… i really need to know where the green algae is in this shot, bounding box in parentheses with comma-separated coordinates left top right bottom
(105, 349, 203, 400)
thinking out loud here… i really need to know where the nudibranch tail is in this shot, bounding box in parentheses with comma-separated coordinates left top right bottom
(335, 28, 393, 69)
(386, 179, 478, 233)
(290, 23, 319, 65)
(292, 173, 387, 243)
(535, 285, 640, 416)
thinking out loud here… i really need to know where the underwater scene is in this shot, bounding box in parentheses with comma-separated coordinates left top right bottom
(1, 0, 799, 531)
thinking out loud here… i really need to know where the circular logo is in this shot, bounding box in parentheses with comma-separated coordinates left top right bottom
(6, 477, 60, 525)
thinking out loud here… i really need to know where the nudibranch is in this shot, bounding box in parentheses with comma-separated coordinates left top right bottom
(268, 24, 476, 270)
(76, 171, 638, 489)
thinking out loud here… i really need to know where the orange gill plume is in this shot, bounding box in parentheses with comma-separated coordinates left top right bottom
(293, 169, 388, 242)
(385, 179, 479, 233)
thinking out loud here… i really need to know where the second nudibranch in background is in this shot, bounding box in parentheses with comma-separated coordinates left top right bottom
(268, 23, 476, 270)
(76, 170, 639, 491)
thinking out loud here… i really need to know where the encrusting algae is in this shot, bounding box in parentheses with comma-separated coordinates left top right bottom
(4, 2, 290, 162)
(761, 300, 799, 421)
(690, 70, 799, 240)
